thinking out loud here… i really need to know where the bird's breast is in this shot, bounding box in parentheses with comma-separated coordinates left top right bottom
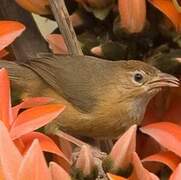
(44, 88, 149, 138)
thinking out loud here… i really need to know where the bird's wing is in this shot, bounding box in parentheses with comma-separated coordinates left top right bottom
(21, 54, 116, 112)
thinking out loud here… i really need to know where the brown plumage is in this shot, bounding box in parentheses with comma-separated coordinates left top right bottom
(0, 54, 179, 138)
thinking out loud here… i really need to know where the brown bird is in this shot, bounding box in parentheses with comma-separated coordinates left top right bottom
(0, 54, 179, 138)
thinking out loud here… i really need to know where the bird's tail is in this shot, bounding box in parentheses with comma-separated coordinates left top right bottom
(0, 60, 42, 83)
(0, 60, 44, 103)
(0, 60, 25, 80)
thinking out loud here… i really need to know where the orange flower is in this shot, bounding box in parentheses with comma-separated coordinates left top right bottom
(118, 0, 146, 33)
(15, 0, 50, 15)
(0, 123, 71, 180)
(148, 0, 181, 31)
(0, 21, 25, 58)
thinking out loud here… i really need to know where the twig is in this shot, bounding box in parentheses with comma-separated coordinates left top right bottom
(49, 0, 83, 56)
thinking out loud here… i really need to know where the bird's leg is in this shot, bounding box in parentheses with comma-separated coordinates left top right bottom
(55, 130, 108, 179)
(94, 138, 114, 153)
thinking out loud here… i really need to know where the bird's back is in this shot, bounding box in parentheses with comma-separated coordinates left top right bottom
(21, 54, 124, 112)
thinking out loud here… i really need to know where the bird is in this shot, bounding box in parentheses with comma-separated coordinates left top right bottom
(0, 53, 179, 138)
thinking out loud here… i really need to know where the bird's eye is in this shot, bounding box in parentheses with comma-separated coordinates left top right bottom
(134, 73, 144, 83)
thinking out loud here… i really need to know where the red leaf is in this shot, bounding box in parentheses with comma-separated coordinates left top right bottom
(170, 163, 181, 180)
(0, 21, 25, 51)
(0, 121, 22, 179)
(0, 68, 13, 129)
(12, 97, 53, 120)
(140, 122, 181, 157)
(49, 162, 71, 180)
(129, 152, 159, 180)
(21, 132, 70, 163)
(46, 34, 68, 55)
(142, 151, 181, 171)
(17, 139, 51, 180)
(10, 104, 65, 139)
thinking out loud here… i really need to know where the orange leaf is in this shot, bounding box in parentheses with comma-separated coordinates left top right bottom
(17, 139, 51, 180)
(142, 151, 181, 171)
(46, 34, 68, 55)
(129, 152, 159, 180)
(0, 49, 8, 58)
(16, 0, 50, 15)
(12, 97, 53, 120)
(0, 21, 25, 51)
(21, 132, 70, 163)
(49, 162, 71, 180)
(0, 121, 22, 179)
(10, 104, 65, 139)
(109, 125, 137, 169)
(107, 173, 127, 180)
(140, 122, 181, 157)
(170, 163, 181, 180)
(0, 68, 13, 129)
(148, 0, 181, 31)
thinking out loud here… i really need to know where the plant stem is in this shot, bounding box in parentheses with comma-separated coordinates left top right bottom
(49, 0, 83, 56)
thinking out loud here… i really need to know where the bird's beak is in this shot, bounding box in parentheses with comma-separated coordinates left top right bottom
(148, 72, 180, 91)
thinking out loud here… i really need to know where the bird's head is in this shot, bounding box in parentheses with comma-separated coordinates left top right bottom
(116, 60, 180, 102)
(108, 60, 180, 126)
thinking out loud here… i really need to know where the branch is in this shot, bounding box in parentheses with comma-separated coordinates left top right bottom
(49, 0, 83, 56)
